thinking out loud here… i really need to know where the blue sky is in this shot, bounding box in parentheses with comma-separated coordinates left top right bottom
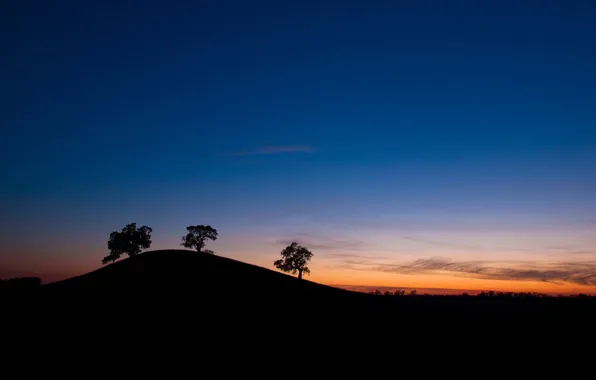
(2, 0, 595, 291)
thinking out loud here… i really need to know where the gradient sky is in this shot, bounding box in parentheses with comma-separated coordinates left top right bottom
(2, 0, 595, 293)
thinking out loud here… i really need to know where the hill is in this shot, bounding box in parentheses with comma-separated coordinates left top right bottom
(33, 249, 371, 318)
(4, 249, 596, 330)
(44, 249, 359, 300)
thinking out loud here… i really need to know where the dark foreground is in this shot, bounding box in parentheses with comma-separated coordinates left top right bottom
(3, 250, 595, 340)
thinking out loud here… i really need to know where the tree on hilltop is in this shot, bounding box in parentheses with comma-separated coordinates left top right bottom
(102, 223, 152, 264)
(181, 225, 218, 253)
(273, 242, 313, 280)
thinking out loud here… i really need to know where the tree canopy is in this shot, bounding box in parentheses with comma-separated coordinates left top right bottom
(273, 242, 313, 280)
(102, 223, 152, 264)
(181, 225, 218, 253)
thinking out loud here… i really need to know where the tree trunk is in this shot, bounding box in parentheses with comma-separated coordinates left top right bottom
(298, 269, 302, 280)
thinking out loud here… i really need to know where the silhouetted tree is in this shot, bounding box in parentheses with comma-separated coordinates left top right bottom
(102, 223, 152, 264)
(181, 225, 218, 253)
(273, 242, 313, 280)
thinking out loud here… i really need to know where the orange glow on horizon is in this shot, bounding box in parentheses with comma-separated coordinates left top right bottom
(4, 250, 595, 295)
(252, 255, 596, 295)
(308, 269, 596, 295)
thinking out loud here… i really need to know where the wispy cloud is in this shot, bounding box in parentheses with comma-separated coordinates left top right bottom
(342, 257, 596, 286)
(402, 237, 596, 257)
(316, 254, 387, 271)
(276, 232, 377, 251)
(276, 237, 371, 251)
(402, 236, 482, 250)
(569, 250, 596, 255)
(325, 253, 380, 259)
(332, 284, 486, 295)
(234, 145, 316, 156)
(546, 245, 576, 251)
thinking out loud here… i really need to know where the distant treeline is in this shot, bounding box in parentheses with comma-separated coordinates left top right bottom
(0, 277, 41, 291)
(369, 289, 594, 298)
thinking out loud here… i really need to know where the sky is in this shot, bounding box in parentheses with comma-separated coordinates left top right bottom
(2, 0, 595, 294)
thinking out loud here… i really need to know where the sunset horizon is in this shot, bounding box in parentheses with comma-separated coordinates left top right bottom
(2, 1, 595, 299)
(3, 244, 594, 296)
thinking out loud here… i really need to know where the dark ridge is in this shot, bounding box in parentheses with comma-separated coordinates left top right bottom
(35, 249, 370, 316)
(3, 249, 596, 331)
(44, 249, 356, 295)
(0, 277, 41, 291)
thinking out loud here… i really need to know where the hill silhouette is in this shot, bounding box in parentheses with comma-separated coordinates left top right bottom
(4, 249, 595, 332)
(31, 249, 370, 319)
(44, 249, 355, 297)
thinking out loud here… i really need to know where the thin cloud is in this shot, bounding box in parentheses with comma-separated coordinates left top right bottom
(570, 250, 596, 255)
(344, 257, 596, 286)
(333, 284, 485, 295)
(276, 237, 371, 251)
(575, 218, 596, 227)
(546, 245, 576, 251)
(402, 236, 482, 250)
(326, 253, 375, 258)
(402, 238, 594, 257)
(325, 253, 389, 262)
(234, 145, 316, 156)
